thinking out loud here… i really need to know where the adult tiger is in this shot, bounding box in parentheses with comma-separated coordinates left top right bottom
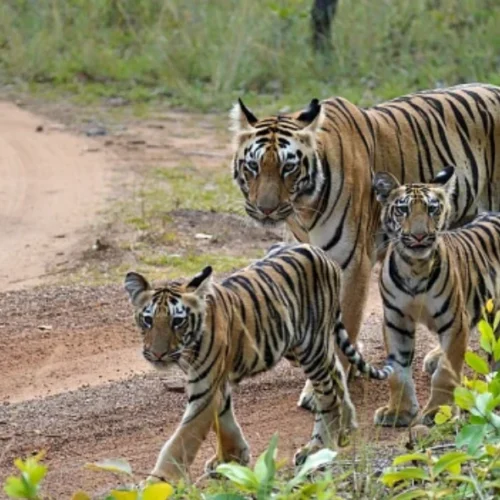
(372, 166, 500, 426)
(124, 243, 392, 482)
(230, 84, 500, 409)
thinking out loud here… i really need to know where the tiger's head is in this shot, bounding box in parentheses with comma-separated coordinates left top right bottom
(230, 98, 325, 226)
(124, 266, 213, 371)
(373, 166, 456, 259)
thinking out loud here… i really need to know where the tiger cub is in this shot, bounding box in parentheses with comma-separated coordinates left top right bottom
(124, 243, 392, 482)
(373, 166, 500, 427)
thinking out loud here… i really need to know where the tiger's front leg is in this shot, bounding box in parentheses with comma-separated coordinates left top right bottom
(374, 312, 419, 427)
(148, 382, 220, 482)
(420, 313, 468, 425)
(205, 383, 250, 474)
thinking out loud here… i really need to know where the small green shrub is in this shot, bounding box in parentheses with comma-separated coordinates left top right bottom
(381, 300, 500, 499)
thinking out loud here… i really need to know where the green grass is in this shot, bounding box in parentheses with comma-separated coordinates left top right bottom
(1, 0, 499, 112)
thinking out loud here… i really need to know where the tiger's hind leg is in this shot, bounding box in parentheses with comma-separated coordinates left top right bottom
(205, 384, 250, 474)
(293, 336, 357, 466)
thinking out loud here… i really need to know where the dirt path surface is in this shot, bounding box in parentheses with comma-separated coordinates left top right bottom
(0, 104, 435, 498)
(0, 102, 114, 290)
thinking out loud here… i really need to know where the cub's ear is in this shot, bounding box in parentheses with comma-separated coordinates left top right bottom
(430, 165, 455, 187)
(297, 98, 324, 132)
(124, 272, 151, 305)
(373, 171, 400, 203)
(187, 266, 213, 297)
(230, 98, 258, 133)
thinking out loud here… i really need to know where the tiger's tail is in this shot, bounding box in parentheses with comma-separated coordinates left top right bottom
(334, 319, 393, 380)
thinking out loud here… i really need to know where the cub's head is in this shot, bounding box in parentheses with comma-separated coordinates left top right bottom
(230, 98, 325, 226)
(373, 166, 455, 259)
(124, 266, 213, 370)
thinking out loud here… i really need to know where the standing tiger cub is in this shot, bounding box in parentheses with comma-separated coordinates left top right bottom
(373, 166, 500, 427)
(125, 244, 392, 482)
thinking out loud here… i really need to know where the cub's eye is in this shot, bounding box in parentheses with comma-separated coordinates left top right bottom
(282, 163, 298, 175)
(427, 201, 440, 215)
(142, 315, 153, 329)
(172, 317, 186, 329)
(395, 204, 409, 216)
(245, 160, 258, 173)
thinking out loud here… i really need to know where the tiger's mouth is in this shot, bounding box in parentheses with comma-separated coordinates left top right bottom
(245, 203, 293, 225)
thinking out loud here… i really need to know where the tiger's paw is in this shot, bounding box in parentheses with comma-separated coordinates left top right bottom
(293, 443, 323, 467)
(423, 348, 442, 376)
(297, 392, 317, 412)
(204, 446, 251, 476)
(374, 405, 419, 427)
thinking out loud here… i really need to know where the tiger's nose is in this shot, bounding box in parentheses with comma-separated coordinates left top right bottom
(412, 233, 427, 242)
(258, 204, 277, 216)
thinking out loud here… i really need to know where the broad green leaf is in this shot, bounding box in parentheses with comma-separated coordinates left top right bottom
(391, 489, 429, 500)
(494, 338, 500, 362)
(489, 375, 500, 396)
(71, 492, 92, 500)
(142, 483, 174, 500)
(494, 311, 500, 331)
(486, 395, 500, 412)
(478, 320, 495, 354)
(3, 477, 29, 499)
(432, 451, 470, 476)
(475, 392, 493, 416)
(85, 459, 133, 476)
(485, 299, 494, 314)
(381, 467, 430, 487)
(215, 463, 258, 492)
(13, 455, 47, 487)
(288, 448, 337, 489)
(456, 424, 486, 454)
(254, 433, 278, 485)
(109, 490, 138, 500)
(465, 351, 489, 375)
(485, 443, 500, 456)
(392, 453, 429, 466)
(468, 379, 489, 393)
(454, 386, 475, 410)
(435, 405, 452, 425)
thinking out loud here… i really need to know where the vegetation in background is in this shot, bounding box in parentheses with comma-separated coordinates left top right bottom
(1, 0, 499, 111)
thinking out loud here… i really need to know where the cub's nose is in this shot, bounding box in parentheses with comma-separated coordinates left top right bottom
(412, 233, 427, 242)
(258, 204, 278, 216)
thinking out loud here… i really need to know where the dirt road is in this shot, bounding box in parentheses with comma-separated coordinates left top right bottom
(0, 103, 434, 498)
(0, 102, 113, 290)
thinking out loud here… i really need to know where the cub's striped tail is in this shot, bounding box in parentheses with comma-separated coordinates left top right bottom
(335, 320, 393, 380)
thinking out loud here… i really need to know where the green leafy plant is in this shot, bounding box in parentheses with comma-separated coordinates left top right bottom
(3, 454, 174, 500)
(210, 433, 338, 500)
(381, 299, 500, 499)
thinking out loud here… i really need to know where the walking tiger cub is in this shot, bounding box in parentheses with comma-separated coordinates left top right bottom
(373, 166, 500, 427)
(125, 243, 392, 482)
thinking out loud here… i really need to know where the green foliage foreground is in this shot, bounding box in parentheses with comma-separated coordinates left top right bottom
(1, 0, 499, 110)
(3, 302, 499, 498)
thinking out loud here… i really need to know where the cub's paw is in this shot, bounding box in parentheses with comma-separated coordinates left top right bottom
(204, 447, 251, 476)
(293, 443, 322, 467)
(374, 405, 419, 428)
(423, 347, 442, 375)
(297, 392, 317, 412)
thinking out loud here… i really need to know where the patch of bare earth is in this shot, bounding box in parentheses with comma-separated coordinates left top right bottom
(0, 100, 436, 497)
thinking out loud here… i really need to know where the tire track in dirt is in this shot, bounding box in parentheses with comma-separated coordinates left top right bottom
(0, 102, 114, 290)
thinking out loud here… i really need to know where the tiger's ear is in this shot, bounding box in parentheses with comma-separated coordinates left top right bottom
(297, 98, 324, 132)
(230, 98, 258, 133)
(430, 165, 456, 192)
(373, 172, 400, 203)
(125, 272, 151, 305)
(187, 266, 213, 297)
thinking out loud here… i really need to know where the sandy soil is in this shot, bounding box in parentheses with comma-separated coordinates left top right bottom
(0, 102, 435, 498)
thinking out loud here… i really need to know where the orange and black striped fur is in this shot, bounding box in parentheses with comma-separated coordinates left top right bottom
(373, 166, 500, 427)
(124, 244, 392, 482)
(230, 84, 500, 410)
